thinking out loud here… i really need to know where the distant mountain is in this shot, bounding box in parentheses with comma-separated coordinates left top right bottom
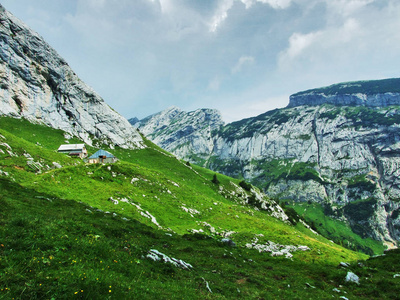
(131, 106, 224, 161)
(0, 4, 143, 149)
(136, 79, 400, 250)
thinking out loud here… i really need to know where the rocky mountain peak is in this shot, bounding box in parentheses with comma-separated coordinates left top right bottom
(135, 107, 224, 159)
(0, 5, 144, 149)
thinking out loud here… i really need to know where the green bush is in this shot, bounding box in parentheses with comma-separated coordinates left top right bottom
(211, 173, 220, 185)
(239, 180, 252, 191)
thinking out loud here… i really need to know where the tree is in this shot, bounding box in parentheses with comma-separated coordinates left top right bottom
(212, 174, 220, 185)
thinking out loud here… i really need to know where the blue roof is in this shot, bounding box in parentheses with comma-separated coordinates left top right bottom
(88, 149, 116, 159)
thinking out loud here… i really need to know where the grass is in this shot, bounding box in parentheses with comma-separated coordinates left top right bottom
(289, 202, 384, 255)
(1, 115, 399, 299)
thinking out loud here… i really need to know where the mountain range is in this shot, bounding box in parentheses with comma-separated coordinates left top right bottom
(133, 78, 400, 249)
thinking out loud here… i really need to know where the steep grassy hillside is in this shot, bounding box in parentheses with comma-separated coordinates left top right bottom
(1, 116, 399, 299)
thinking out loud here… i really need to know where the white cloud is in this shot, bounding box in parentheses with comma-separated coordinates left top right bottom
(232, 56, 255, 74)
(240, 0, 292, 9)
(207, 76, 222, 91)
(209, 0, 234, 32)
(278, 15, 363, 70)
(279, 31, 321, 61)
(209, 0, 293, 33)
(326, 0, 375, 18)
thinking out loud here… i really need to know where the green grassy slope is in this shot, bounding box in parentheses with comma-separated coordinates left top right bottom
(1, 116, 399, 299)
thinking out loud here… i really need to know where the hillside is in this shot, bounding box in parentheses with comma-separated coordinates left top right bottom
(4, 115, 400, 299)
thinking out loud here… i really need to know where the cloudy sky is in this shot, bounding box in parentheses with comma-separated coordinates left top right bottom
(2, 0, 400, 122)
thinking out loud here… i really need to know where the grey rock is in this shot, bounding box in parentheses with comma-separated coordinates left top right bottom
(339, 262, 350, 268)
(220, 238, 236, 247)
(0, 5, 144, 149)
(345, 271, 360, 284)
(139, 106, 224, 160)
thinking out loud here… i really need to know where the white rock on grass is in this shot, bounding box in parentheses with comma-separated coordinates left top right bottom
(147, 249, 193, 270)
(345, 272, 360, 284)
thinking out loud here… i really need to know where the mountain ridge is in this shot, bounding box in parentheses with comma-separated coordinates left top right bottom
(289, 78, 400, 108)
(135, 80, 400, 250)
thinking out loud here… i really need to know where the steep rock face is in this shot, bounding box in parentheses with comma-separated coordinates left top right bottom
(210, 105, 400, 246)
(137, 81, 400, 246)
(135, 106, 224, 160)
(0, 5, 143, 149)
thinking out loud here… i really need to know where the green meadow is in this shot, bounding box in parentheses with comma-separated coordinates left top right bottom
(0, 116, 399, 299)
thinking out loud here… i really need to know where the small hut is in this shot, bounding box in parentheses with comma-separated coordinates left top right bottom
(87, 149, 118, 164)
(57, 144, 87, 159)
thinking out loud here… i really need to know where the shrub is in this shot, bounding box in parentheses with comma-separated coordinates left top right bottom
(211, 174, 220, 185)
(239, 180, 252, 191)
(284, 207, 300, 225)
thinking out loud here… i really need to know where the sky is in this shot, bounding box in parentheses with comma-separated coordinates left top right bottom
(2, 0, 400, 123)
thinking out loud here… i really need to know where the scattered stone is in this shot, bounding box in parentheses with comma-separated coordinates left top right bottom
(305, 282, 315, 289)
(140, 211, 161, 228)
(189, 229, 204, 234)
(345, 272, 360, 284)
(297, 245, 311, 251)
(332, 288, 341, 293)
(221, 238, 236, 247)
(339, 262, 350, 268)
(109, 197, 119, 205)
(147, 249, 193, 270)
(52, 162, 62, 169)
(131, 177, 139, 184)
(0, 170, 9, 176)
(394, 274, 400, 278)
(202, 277, 213, 293)
(245, 239, 310, 258)
(181, 206, 201, 215)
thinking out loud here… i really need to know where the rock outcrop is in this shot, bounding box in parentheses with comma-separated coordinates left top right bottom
(136, 80, 400, 247)
(133, 106, 224, 159)
(0, 5, 143, 149)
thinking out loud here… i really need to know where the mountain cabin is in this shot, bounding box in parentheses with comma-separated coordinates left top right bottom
(57, 144, 87, 159)
(87, 149, 118, 164)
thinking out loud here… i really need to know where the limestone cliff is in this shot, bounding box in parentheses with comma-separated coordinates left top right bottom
(0, 5, 143, 149)
(288, 78, 400, 108)
(136, 80, 400, 248)
(133, 106, 224, 160)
